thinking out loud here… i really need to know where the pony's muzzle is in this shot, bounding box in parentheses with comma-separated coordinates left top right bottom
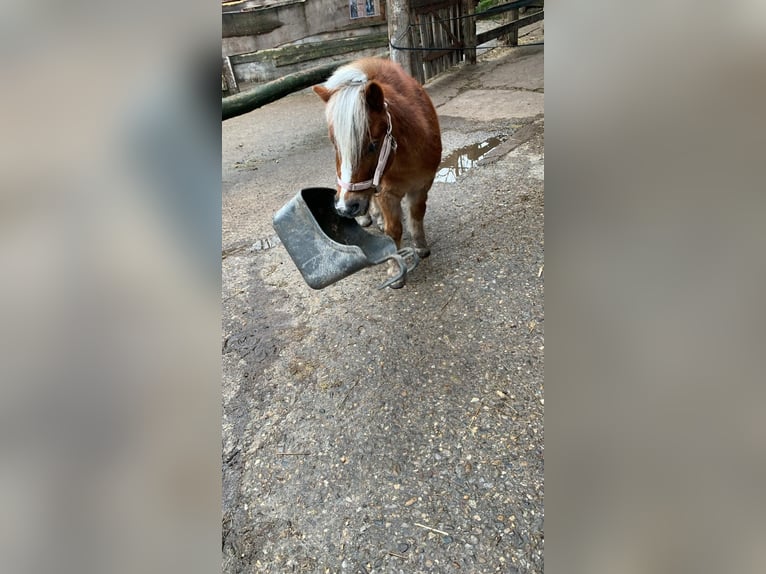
(335, 194, 369, 219)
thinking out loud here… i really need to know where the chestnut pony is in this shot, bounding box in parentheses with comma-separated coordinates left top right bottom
(313, 58, 442, 285)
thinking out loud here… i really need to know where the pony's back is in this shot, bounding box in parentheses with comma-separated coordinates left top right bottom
(353, 59, 442, 173)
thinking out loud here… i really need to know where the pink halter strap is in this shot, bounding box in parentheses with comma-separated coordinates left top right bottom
(337, 103, 396, 194)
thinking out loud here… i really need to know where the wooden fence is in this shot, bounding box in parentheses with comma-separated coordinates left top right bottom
(390, 0, 543, 83)
(475, 1, 544, 47)
(222, 0, 543, 115)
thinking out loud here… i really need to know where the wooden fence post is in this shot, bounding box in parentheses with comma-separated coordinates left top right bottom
(222, 56, 239, 95)
(461, 0, 476, 65)
(387, 0, 423, 82)
(509, 8, 519, 46)
(501, 7, 519, 47)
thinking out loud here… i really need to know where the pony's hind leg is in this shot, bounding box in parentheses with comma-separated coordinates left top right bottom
(406, 184, 431, 258)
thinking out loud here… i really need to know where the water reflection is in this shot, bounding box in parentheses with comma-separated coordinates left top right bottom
(434, 136, 505, 183)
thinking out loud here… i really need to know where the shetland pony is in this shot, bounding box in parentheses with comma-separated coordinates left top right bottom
(313, 58, 442, 286)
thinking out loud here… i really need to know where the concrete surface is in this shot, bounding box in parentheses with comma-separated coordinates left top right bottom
(437, 89, 544, 121)
(222, 40, 544, 573)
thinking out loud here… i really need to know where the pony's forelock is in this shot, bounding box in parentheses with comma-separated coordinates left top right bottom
(325, 64, 368, 91)
(324, 64, 370, 172)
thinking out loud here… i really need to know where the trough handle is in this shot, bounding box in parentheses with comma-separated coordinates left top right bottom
(376, 248, 420, 290)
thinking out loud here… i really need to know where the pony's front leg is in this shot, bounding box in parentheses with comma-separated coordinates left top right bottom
(356, 213, 373, 227)
(355, 197, 382, 228)
(377, 192, 405, 288)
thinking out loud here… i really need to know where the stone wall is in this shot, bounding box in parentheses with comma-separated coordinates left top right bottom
(223, 0, 389, 87)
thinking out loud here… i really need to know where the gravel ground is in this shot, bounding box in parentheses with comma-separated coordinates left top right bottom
(223, 44, 544, 573)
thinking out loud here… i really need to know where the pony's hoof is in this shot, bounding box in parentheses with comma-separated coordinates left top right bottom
(385, 259, 406, 289)
(357, 214, 373, 227)
(414, 246, 431, 258)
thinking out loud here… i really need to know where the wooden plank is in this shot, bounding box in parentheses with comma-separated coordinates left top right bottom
(411, 20, 426, 84)
(422, 49, 454, 62)
(450, 4, 458, 66)
(231, 34, 388, 67)
(433, 12, 442, 74)
(476, 9, 543, 45)
(455, 4, 462, 64)
(474, 0, 540, 20)
(446, 6, 455, 68)
(432, 12, 441, 75)
(222, 11, 282, 38)
(273, 34, 387, 66)
(450, 4, 457, 65)
(222, 59, 351, 120)
(434, 7, 460, 47)
(423, 14, 434, 78)
(435, 11, 442, 75)
(410, 0, 458, 11)
(448, 16, 452, 69)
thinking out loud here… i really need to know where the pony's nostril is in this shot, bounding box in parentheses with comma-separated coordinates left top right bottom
(337, 201, 360, 218)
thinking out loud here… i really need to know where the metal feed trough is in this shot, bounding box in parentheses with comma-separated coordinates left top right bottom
(273, 188, 419, 289)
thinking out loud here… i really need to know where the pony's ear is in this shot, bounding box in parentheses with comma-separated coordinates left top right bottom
(365, 81, 385, 112)
(313, 85, 332, 102)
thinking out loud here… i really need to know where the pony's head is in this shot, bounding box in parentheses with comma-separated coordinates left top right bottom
(314, 67, 395, 218)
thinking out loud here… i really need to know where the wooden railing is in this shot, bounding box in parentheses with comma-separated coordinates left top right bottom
(476, 1, 544, 46)
(389, 0, 543, 83)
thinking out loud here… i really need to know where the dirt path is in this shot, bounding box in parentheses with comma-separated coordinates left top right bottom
(223, 44, 544, 573)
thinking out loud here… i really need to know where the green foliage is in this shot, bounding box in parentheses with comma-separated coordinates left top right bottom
(476, 0, 500, 13)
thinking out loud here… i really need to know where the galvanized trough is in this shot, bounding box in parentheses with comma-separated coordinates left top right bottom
(272, 187, 418, 289)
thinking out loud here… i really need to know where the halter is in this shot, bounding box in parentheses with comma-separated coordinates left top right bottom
(337, 102, 396, 195)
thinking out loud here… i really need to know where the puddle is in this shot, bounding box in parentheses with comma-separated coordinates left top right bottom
(434, 136, 506, 183)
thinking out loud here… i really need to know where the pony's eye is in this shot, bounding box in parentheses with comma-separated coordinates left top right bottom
(367, 141, 378, 154)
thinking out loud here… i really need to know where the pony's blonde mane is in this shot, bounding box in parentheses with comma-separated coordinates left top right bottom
(324, 64, 371, 177)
